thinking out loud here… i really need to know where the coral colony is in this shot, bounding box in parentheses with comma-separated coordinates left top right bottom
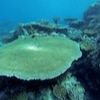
(0, 36, 81, 80)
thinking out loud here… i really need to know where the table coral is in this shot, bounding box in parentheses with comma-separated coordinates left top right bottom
(0, 36, 82, 80)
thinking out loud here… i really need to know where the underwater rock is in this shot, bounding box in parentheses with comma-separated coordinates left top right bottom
(0, 36, 81, 80)
(3, 22, 68, 44)
(1, 29, 19, 44)
(2, 34, 17, 44)
(1, 21, 68, 44)
(18, 22, 68, 35)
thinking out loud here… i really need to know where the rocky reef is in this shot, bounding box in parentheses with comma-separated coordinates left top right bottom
(0, 1, 100, 100)
(67, 1, 100, 100)
(1, 22, 68, 44)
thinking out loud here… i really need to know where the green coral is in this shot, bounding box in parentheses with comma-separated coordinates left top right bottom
(0, 36, 82, 80)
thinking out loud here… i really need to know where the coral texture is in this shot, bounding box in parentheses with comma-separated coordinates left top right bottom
(0, 36, 81, 80)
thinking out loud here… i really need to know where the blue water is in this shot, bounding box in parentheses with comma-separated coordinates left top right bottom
(0, 0, 99, 33)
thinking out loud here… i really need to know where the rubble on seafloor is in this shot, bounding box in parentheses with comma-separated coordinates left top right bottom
(0, 1, 100, 100)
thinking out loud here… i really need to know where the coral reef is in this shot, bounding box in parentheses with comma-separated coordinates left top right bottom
(1, 22, 68, 44)
(0, 1, 100, 100)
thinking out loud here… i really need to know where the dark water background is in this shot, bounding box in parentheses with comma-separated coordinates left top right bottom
(0, 0, 99, 34)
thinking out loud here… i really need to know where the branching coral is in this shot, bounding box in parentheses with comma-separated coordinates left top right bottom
(0, 36, 82, 80)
